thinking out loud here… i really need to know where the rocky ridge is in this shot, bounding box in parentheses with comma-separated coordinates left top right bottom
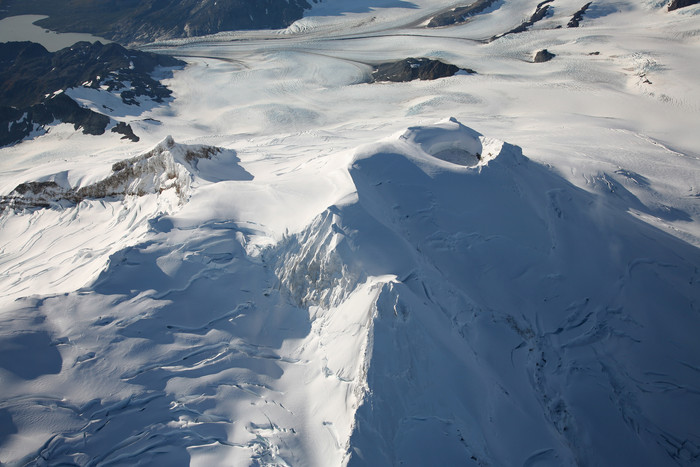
(568, 2, 592, 27)
(668, 0, 700, 10)
(490, 0, 553, 41)
(426, 0, 500, 28)
(0, 136, 220, 211)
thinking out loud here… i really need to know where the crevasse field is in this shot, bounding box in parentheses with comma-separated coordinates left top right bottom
(1, 0, 700, 465)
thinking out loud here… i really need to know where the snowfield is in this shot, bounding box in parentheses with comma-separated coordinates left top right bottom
(1, 0, 700, 465)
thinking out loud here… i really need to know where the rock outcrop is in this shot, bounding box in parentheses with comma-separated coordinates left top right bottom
(533, 49, 556, 63)
(111, 122, 140, 142)
(426, 0, 499, 28)
(568, 2, 592, 27)
(668, 0, 700, 10)
(490, 0, 553, 41)
(370, 58, 474, 83)
(0, 41, 183, 109)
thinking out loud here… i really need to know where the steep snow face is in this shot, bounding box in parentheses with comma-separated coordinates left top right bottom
(273, 208, 369, 309)
(265, 117, 700, 464)
(331, 120, 700, 466)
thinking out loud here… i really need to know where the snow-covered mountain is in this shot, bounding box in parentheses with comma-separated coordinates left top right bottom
(1, 0, 700, 465)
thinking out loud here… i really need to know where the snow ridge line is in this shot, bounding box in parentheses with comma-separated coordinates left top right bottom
(0, 136, 219, 211)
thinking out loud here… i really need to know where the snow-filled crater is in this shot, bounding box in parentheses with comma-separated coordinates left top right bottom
(399, 117, 501, 168)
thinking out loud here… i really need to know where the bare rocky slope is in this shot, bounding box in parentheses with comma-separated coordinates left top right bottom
(0, 41, 184, 147)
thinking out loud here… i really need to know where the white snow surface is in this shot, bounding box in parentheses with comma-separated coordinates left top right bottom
(1, 0, 700, 465)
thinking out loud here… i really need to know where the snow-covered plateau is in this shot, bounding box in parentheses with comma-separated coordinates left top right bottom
(1, 0, 700, 465)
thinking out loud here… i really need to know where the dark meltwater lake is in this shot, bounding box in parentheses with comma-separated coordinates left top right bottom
(0, 15, 110, 51)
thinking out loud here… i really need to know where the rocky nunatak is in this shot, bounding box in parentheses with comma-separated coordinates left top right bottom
(370, 58, 475, 83)
(533, 49, 556, 63)
(490, 0, 552, 41)
(426, 0, 499, 28)
(0, 41, 185, 147)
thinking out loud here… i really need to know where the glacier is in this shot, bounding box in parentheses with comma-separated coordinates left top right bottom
(1, 0, 700, 465)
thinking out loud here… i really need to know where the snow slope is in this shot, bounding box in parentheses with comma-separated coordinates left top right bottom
(340, 119, 700, 465)
(1, 0, 700, 465)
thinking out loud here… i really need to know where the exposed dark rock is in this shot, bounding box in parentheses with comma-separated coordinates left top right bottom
(0, 107, 39, 147)
(12, 181, 64, 197)
(427, 0, 499, 28)
(568, 2, 592, 27)
(1, 93, 111, 147)
(371, 58, 474, 83)
(491, 0, 553, 41)
(5, 181, 66, 209)
(111, 122, 140, 142)
(0, 0, 313, 45)
(0, 41, 182, 147)
(533, 49, 556, 63)
(0, 41, 184, 109)
(185, 146, 220, 164)
(668, 0, 700, 10)
(45, 93, 111, 135)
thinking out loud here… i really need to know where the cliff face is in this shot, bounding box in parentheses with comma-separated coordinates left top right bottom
(0, 0, 313, 45)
